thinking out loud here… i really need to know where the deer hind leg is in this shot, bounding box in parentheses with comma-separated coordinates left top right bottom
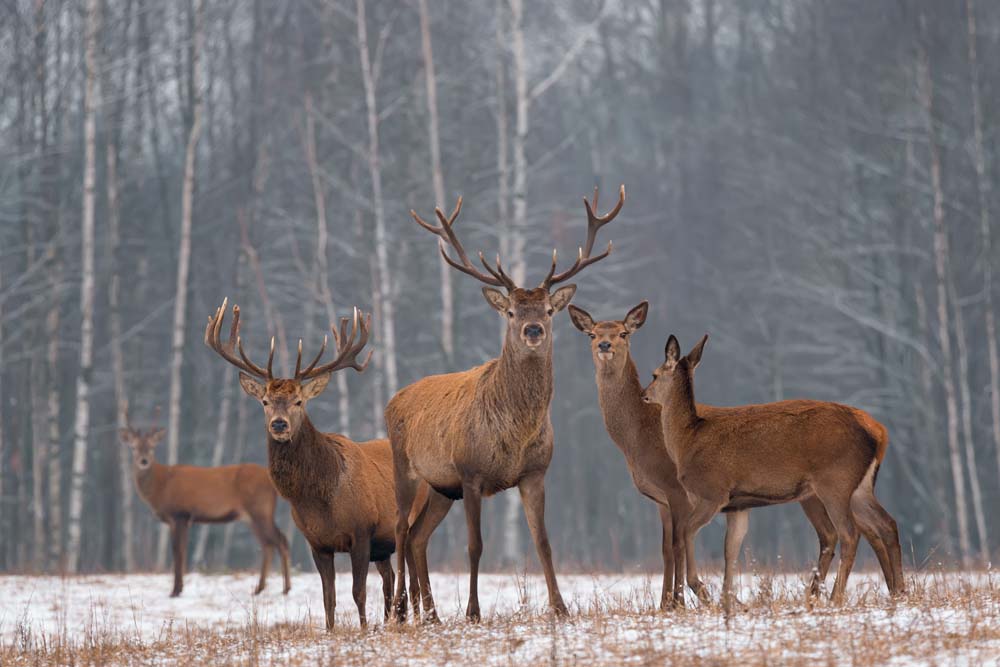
(462, 481, 485, 622)
(376, 559, 395, 622)
(311, 547, 337, 631)
(850, 471, 904, 596)
(722, 510, 750, 619)
(518, 473, 568, 617)
(656, 504, 676, 611)
(799, 496, 837, 598)
(391, 472, 418, 623)
(349, 540, 372, 628)
(250, 520, 275, 596)
(274, 527, 292, 595)
(815, 488, 860, 605)
(409, 490, 453, 623)
(170, 517, 191, 598)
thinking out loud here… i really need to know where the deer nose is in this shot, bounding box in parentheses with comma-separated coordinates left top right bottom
(524, 323, 544, 339)
(270, 418, 289, 433)
(598, 341, 612, 352)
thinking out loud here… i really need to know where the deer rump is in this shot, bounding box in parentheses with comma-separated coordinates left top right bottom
(681, 400, 884, 510)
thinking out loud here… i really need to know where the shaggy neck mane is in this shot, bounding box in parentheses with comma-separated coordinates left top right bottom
(478, 333, 555, 433)
(266, 414, 345, 501)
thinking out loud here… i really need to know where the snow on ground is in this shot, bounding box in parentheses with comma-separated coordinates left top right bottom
(1, 569, 998, 665)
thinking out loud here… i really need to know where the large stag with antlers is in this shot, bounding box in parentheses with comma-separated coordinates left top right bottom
(387, 186, 625, 622)
(205, 299, 428, 629)
(121, 406, 291, 598)
(641, 334, 905, 615)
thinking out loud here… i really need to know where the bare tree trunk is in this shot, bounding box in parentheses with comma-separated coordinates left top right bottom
(191, 365, 234, 567)
(357, 0, 398, 407)
(65, 0, 101, 573)
(417, 0, 454, 364)
(302, 93, 350, 434)
(965, 0, 1000, 498)
(917, 25, 971, 566)
(158, 0, 205, 568)
(221, 377, 249, 567)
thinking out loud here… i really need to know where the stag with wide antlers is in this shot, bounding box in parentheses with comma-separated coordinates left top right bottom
(120, 404, 291, 598)
(205, 299, 428, 629)
(387, 185, 625, 623)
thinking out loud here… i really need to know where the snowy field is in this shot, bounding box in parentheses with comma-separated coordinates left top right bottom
(1, 569, 998, 666)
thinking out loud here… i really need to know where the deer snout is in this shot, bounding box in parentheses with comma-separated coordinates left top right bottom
(270, 418, 289, 434)
(598, 341, 612, 352)
(523, 323, 544, 340)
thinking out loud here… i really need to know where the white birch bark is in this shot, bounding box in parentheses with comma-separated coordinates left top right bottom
(65, 0, 100, 573)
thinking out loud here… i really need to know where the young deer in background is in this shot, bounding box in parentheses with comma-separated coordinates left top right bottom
(121, 407, 291, 598)
(205, 299, 427, 629)
(387, 186, 624, 623)
(641, 334, 905, 615)
(567, 301, 843, 609)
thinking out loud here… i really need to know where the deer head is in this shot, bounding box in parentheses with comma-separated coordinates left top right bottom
(641, 334, 709, 405)
(411, 185, 625, 354)
(119, 404, 166, 470)
(568, 301, 648, 371)
(205, 298, 373, 443)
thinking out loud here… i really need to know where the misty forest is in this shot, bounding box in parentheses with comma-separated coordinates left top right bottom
(0, 0, 998, 580)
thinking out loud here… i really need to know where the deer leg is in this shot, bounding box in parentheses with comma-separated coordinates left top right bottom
(722, 510, 750, 618)
(406, 546, 421, 623)
(685, 498, 722, 605)
(410, 490, 453, 623)
(799, 496, 837, 598)
(850, 488, 903, 595)
(274, 526, 292, 595)
(349, 539, 371, 628)
(462, 481, 484, 622)
(251, 521, 273, 596)
(670, 506, 687, 607)
(656, 504, 675, 611)
(391, 475, 417, 622)
(376, 560, 395, 621)
(311, 547, 337, 631)
(170, 517, 190, 598)
(518, 473, 568, 617)
(816, 491, 860, 605)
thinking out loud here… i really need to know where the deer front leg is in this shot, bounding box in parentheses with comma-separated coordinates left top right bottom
(170, 517, 191, 598)
(462, 481, 484, 622)
(656, 504, 676, 611)
(722, 510, 750, 619)
(518, 473, 568, 617)
(349, 539, 371, 628)
(311, 547, 337, 631)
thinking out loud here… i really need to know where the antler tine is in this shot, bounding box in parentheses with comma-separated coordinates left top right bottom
(205, 299, 272, 380)
(297, 307, 374, 380)
(477, 252, 517, 291)
(412, 197, 512, 290)
(296, 335, 328, 379)
(540, 184, 624, 289)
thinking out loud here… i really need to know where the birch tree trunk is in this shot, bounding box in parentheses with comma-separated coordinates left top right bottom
(191, 365, 233, 567)
(965, 0, 1000, 493)
(417, 0, 454, 364)
(158, 0, 204, 568)
(65, 0, 100, 573)
(917, 25, 971, 566)
(357, 0, 398, 408)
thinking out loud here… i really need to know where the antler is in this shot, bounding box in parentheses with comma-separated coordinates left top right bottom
(204, 297, 275, 380)
(411, 197, 517, 291)
(294, 307, 374, 381)
(539, 184, 625, 289)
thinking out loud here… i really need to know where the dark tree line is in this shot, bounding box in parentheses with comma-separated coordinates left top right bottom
(0, 0, 998, 574)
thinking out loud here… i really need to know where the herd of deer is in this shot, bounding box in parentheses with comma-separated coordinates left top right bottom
(119, 185, 904, 628)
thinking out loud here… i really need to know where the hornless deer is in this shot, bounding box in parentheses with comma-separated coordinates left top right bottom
(205, 299, 428, 629)
(567, 301, 844, 608)
(387, 186, 625, 623)
(641, 334, 905, 615)
(121, 408, 291, 598)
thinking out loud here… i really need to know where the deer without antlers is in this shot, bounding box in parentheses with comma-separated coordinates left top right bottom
(567, 301, 861, 608)
(641, 334, 905, 615)
(120, 405, 290, 598)
(388, 185, 625, 623)
(205, 299, 428, 629)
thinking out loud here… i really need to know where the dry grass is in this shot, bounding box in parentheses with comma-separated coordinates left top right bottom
(1, 570, 998, 666)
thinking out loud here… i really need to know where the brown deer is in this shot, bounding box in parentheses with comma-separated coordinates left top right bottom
(567, 301, 845, 608)
(205, 299, 428, 629)
(387, 186, 625, 623)
(640, 334, 905, 615)
(120, 407, 291, 598)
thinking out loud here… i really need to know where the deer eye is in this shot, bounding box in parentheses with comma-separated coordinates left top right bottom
(588, 333, 596, 340)
(507, 310, 514, 318)
(262, 399, 269, 406)
(546, 308, 554, 316)
(295, 400, 303, 407)
(619, 332, 628, 339)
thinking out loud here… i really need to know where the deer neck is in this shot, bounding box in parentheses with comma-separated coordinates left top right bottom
(133, 462, 169, 507)
(266, 414, 343, 502)
(595, 355, 660, 457)
(660, 370, 700, 439)
(484, 333, 555, 428)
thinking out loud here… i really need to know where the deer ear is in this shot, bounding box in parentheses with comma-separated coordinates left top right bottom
(549, 284, 577, 312)
(239, 372, 266, 400)
(566, 304, 595, 333)
(687, 334, 708, 369)
(482, 287, 509, 313)
(624, 301, 649, 332)
(119, 429, 135, 447)
(665, 335, 681, 364)
(148, 428, 167, 446)
(301, 373, 331, 401)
